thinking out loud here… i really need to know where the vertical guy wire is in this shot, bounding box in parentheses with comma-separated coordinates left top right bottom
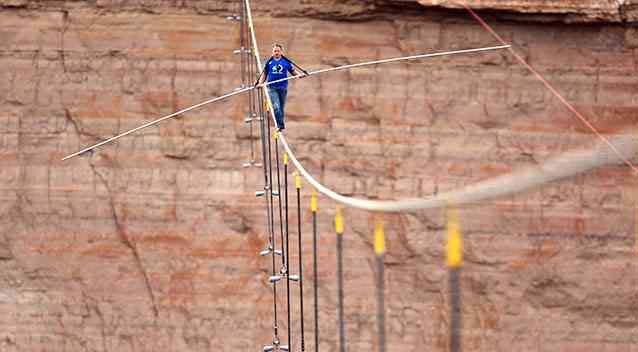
(266, 98, 280, 339)
(447, 207, 463, 352)
(239, 0, 254, 165)
(275, 133, 286, 268)
(250, 6, 278, 340)
(245, 0, 278, 346)
(374, 216, 386, 352)
(246, 4, 259, 165)
(244, 1, 256, 164)
(238, 0, 245, 87)
(259, 84, 279, 339)
(285, 153, 292, 352)
(296, 172, 306, 351)
(335, 206, 346, 352)
(311, 191, 319, 352)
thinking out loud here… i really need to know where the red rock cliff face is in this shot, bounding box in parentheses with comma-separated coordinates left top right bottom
(1, 1, 637, 351)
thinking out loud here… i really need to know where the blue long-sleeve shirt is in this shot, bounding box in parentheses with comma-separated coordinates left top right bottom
(265, 57, 294, 89)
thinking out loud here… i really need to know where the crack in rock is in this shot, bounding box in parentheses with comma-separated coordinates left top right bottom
(91, 166, 160, 319)
(64, 108, 101, 141)
(64, 107, 159, 319)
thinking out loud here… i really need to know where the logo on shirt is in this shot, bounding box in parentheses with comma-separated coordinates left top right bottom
(272, 64, 284, 74)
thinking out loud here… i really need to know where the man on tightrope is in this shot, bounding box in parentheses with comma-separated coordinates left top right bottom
(257, 43, 307, 131)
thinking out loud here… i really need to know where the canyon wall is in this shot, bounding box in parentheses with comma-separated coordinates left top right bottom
(1, 0, 637, 351)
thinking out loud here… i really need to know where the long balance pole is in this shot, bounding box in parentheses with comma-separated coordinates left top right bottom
(62, 45, 510, 161)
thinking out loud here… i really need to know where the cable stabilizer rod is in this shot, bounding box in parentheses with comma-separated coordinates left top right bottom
(61, 45, 510, 161)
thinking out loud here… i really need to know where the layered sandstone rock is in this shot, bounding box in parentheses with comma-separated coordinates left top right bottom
(419, 0, 638, 23)
(1, 1, 637, 351)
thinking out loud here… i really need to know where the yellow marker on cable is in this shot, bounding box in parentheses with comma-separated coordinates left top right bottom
(447, 207, 463, 268)
(273, 129, 278, 140)
(295, 172, 302, 189)
(335, 206, 344, 235)
(374, 216, 385, 256)
(311, 191, 318, 212)
(283, 153, 288, 165)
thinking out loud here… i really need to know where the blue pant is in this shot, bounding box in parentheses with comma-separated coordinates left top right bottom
(268, 87, 288, 130)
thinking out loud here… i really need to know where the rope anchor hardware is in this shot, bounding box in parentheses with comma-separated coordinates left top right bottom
(262, 344, 289, 352)
(259, 245, 283, 257)
(243, 160, 262, 168)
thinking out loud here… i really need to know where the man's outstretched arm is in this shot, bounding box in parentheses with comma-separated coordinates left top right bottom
(290, 67, 308, 77)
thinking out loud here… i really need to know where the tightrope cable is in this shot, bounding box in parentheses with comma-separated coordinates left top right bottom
(278, 133, 637, 212)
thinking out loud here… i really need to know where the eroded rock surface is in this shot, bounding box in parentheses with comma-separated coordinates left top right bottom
(1, 1, 637, 351)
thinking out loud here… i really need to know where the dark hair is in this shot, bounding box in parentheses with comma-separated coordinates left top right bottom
(273, 43, 284, 50)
